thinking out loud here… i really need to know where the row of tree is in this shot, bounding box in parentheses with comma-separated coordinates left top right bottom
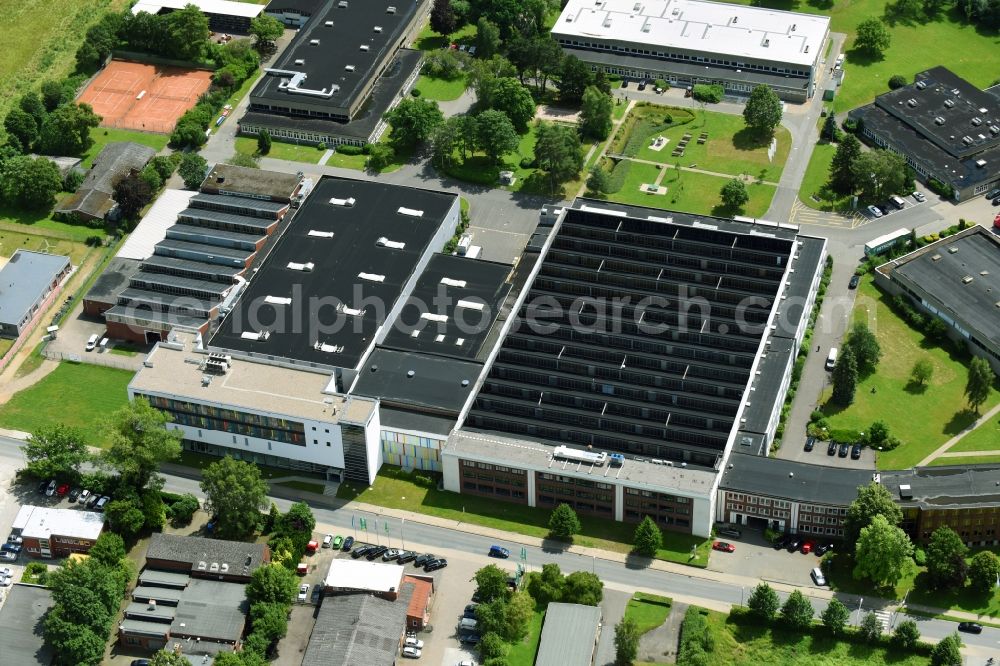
(828, 134, 912, 204)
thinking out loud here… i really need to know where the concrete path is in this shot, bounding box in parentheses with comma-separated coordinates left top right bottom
(916, 401, 1000, 466)
(638, 601, 686, 664)
(606, 153, 780, 186)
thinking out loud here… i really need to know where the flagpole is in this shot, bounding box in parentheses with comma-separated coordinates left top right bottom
(401, 518, 405, 550)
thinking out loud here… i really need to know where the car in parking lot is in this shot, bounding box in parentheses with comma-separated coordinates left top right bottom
(366, 545, 388, 560)
(786, 538, 801, 553)
(488, 545, 510, 558)
(397, 550, 417, 563)
(297, 583, 309, 602)
(717, 526, 742, 539)
(36, 480, 47, 494)
(130, 660, 151, 666)
(804, 437, 815, 452)
(85, 493, 101, 509)
(95, 496, 111, 511)
(77, 489, 91, 504)
(296, 562, 308, 575)
(985, 187, 1000, 200)
(838, 442, 850, 458)
(993, 195, 1000, 206)
(402, 646, 421, 659)
(414, 553, 436, 568)
(322, 534, 333, 548)
(621, 79, 629, 88)
(958, 621, 983, 634)
(712, 541, 735, 553)
(810, 567, 827, 586)
(68, 488, 81, 502)
(1, 543, 22, 554)
(45, 479, 57, 497)
(773, 534, 790, 550)
(342, 536, 354, 551)
(637, 81, 647, 91)
(0, 551, 17, 562)
(352, 545, 372, 559)
(424, 558, 448, 572)
(332, 535, 343, 549)
(867, 205, 883, 218)
(912, 191, 926, 202)
(849, 275, 860, 289)
(851, 443, 862, 460)
(56, 484, 69, 496)
(382, 548, 400, 561)
(815, 543, 834, 556)
(463, 603, 479, 619)
(404, 637, 424, 649)
(460, 632, 481, 645)
(800, 541, 814, 554)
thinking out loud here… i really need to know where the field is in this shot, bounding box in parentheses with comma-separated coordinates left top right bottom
(819, 275, 1000, 469)
(413, 74, 467, 101)
(625, 592, 673, 635)
(0, 224, 94, 264)
(234, 136, 322, 164)
(947, 414, 1000, 453)
(83, 128, 169, 167)
(797, 141, 853, 212)
(507, 606, 545, 666)
(337, 466, 712, 566)
(0, 362, 134, 445)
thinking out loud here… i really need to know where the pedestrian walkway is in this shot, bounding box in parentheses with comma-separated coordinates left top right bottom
(605, 154, 780, 186)
(318, 148, 334, 165)
(638, 601, 686, 664)
(916, 401, 1000, 466)
(789, 198, 869, 229)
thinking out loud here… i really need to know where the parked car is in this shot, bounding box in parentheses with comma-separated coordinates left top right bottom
(785, 538, 801, 553)
(0, 551, 17, 562)
(712, 541, 735, 553)
(404, 637, 424, 649)
(993, 195, 1000, 206)
(77, 489, 91, 504)
(56, 484, 69, 496)
(322, 534, 334, 548)
(912, 191, 926, 202)
(366, 545, 388, 560)
(958, 621, 983, 634)
(984, 187, 1000, 200)
(352, 545, 372, 559)
(637, 81, 647, 91)
(402, 647, 421, 659)
(414, 553, 436, 568)
(773, 535, 790, 550)
(851, 443, 862, 460)
(397, 550, 418, 563)
(424, 558, 448, 572)
(621, 79, 629, 88)
(332, 535, 343, 549)
(838, 442, 850, 458)
(305, 540, 319, 554)
(341, 536, 354, 551)
(848, 275, 860, 289)
(867, 205, 883, 218)
(800, 541, 814, 554)
(1, 543, 22, 554)
(7, 534, 22, 545)
(68, 488, 81, 502)
(459, 632, 481, 645)
(296, 562, 308, 575)
(810, 567, 827, 586)
(85, 493, 101, 509)
(36, 480, 47, 494)
(717, 526, 742, 539)
(131, 660, 152, 666)
(311, 583, 322, 602)
(463, 603, 479, 619)
(95, 496, 111, 511)
(382, 548, 400, 561)
(827, 440, 837, 456)
(468, 46, 477, 55)
(814, 543, 834, 556)
(804, 437, 815, 452)
(488, 545, 510, 559)
(297, 583, 309, 602)
(45, 479, 57, 497)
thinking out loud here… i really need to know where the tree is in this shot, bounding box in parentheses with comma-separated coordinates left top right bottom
(860, 611, 883, 643)
(888, 74, 908, 89)
(4, 107, 39, 152)
(88, 532, 126, 568)
(249, 601, 289, 642)
(431, 116, 459, 168)
(821, 598, 850, 635)
(475, 597, 508, 636)
(19, 92, 47, 126)
(846, 481, 904, 543)
(743, 84, 783, 138)
(527, 563, 565, 604)
(821, 113, 839, 142)
(845, 322, 881, 374)
(562, 571, 603, 605)
(99, 398, 182, 491)
(969, 551, 1000, 594)
(926, 526, 969, 589)
(851, 149, 908, 203)
(579, 86, 612, 140)
(476, 109, 519, 166)
(594, 69, 611, 95)
(475, 18, 501, 59)
(139, 163, 163, 193)
(475, 564, 510, 602)
(167, 493, 200, 526)
(893, 620, 921, 649)
(829, 133, 862, 194)
(489, 77, 536, 133)
(22, 424, 89, 481)
(855, 18, 891, 57)
(831, 345, 859, 405)
(366, 142, 395, 171)
(479, 632, 509, 661)
(431, 0, 458, 37)
(385, 97, 443, 150)
(45, 612, 106, 666)
(178, 152, 208, 189)
(747, 582, 779, 621)
(113, 171, 153, 221)
(257, 129, 272, 155)
(0, 155, 64, 210)
(151, 649, 192, 666)
(587, 167, 611, 195)
(247, 563, 297, 605)
(780, 589, 814, 630)
(503, 590, 534, 641)
(200, 456, 268, 539)
(720, 178, 750, 210)
(249, 14, 283, 46)
(911, 358, 934, 386)
(614, 616, 639, 666)
(105, 498, 146, 538)
(930, 633, 963, 666)
(559, 55, 593, 104)
(171, 120, 208, 149)
(534, 121, 583, 194)
(633, 516, 663, 556)
(166, 4, 210, 61)
(867, 420, 890, 446)
(854, 514, 914, 587)
(549, 503, 582, 540)
(37, 103, 100, 156)
(965, 356, 994, 413)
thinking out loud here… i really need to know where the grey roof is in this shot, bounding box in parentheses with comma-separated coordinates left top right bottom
(535, 603, 602, 666)
(0, 584, 54, 665)
(738, 336, 794, 436)
(138, 569, 193, 588)
(190, 192, 290, 216)
(378, 408, 457, 437)
(884, 226, 1000, 349)
(177, 207, 280, 231)
(265, 0, 327, 17)
(85, 257, 142, 305)
(55, 142, 156, 218)
(881, 465, 1000, 509)
(201, 164, 301, 202)
(0, 250, 70, 328)
(171, 577, 249, 643)
(302, 584, 414, 666)
(351, 348, 483, 415)
(719, 452, 875, 505)
(774, 235, 826, 339)
(145, 533, 267, 575)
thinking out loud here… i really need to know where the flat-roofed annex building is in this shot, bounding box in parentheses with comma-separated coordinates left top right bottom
(11, 505, 106, 559)
(551, 0, 830, 102)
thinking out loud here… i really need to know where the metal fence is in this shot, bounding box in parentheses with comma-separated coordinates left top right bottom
(41, 348, 140, 371)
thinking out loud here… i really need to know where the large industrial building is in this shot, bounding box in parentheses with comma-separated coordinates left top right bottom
(875, 225, 1000, 373)
(550, 0, 830, 102)
(849, 66, 1000, 201)
(239, 0, 426, 146)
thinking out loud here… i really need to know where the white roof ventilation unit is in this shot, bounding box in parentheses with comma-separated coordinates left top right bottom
(440, 277, 467, 288)
(240, 330, 271, 341)
(457, 299, 485, 311)
(338, 303, 366, 317)
(314, 341, 344, 353)
(329, 196, 356, 206)
(421, 313, 449, 323)
(265, 296, 292, 305)
(374, 25, 383, 32)
(376, 236, 406, 249)
(325, 20, 334, 26)
(397, 206, 424, 217)
(309, 39, 320, 46)
(345, 65, 355, 72)
(287, 261, 315, 271)
(294, 59, 305, 65)
(387, 6, 396, 13)
(360, 44, 370, 51)
(358, 272, 386, 282)
(308, 229, 335, 238)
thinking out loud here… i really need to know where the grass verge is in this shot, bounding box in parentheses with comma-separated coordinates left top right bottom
(946, 414, 1000, 453)
(507, 606, 545, 666)
(797, 140, 853, 212)
(626, 592, 673, 635)
(413, 74, 467, 101)
(235, 137, 322, 164)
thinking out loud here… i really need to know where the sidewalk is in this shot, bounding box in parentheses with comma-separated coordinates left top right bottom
(916, 401, 1000, 466)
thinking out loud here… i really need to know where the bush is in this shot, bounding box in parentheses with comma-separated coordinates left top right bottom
(167, 493, 200, 526)
(411, 88, 422, 97)
(691, 84, 724, 103)
(606, 159, 631, 193)
(927, 178, 953, 198)
(913, 548, 927, 566)
(336, 144, 364, 156)
(519, 156, 534, 169)
(317, 142, 326, 150)
(888, 74, 908, 89)
(85, 235, 103, 247)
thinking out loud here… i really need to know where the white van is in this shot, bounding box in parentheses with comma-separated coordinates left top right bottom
(85, 334, 99, 351)
(98, 338, 109, 352)
(889, 195, 906, 210)
(811, 567, 827, 586)
(825, 347, 838, 371)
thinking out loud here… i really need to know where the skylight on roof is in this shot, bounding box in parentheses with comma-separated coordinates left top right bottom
(421, 313, 448, 322)
(397, 206, 424, 217)
(265, 296, 292, 305)
(440, 278, 467, 287)
(376, 237, 406, 249)
(308, 230, 335, 238)
(358, 272, 386, 282)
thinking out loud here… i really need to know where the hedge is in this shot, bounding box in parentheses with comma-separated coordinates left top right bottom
(606, 158, 632, 194)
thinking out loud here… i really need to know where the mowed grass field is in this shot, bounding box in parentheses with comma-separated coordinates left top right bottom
(948, 414, 1000, 453)
(0, 0, 131, 116)
(819, 275, 1000, 469)
(412, 74, 467, 101)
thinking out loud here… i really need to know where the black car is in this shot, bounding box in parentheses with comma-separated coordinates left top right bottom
(814, 543, 835, 556)
(85, 493, 101, 509)
(637, 81, 647, 91)
(424, 558, 448, 572)
(993, 195, 1000, 206)
(1, 543, 22, 554)
(471, 589, 483, 603)
(366, 545, 388, 560)
(463, 603, 478, 619)
(36, 480, 48, 494)
(838, 442, 850, 458)
(851, 443, 862, 460)
(131, 660, 151, 666)
(804, 437, 815, 452)
(342, 535, 355, 551)
(459, 632, 481, 645)
(620, 79, 629, 88)
(786, 538, 801, 553)
(773, 535, 790, 550)
(849, 275, 860, 289)
(958, 621, 983, 634)
(351, 545, 372, 559)
(397, 550, 418, 564)
(827, 440, 837, 456)
(985, 187, 1000, 200)
(68, 488, 81, 502)
(414, 553, 436, 568)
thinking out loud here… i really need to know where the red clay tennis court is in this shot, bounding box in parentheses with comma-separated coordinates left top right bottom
(78, 60, 213, 134)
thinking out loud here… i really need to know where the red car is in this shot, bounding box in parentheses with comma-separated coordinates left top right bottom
(712, 541, 735, 553)
(801, 541, 814, 554)
(305, 540, 319, 554)
(56, 484, 69, 496)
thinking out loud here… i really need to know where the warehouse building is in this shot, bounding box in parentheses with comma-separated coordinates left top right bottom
(11, 505, 106, 559)
(131, 0, 265, 34)
(0, 250, 71, 339)
(550, 0, 830, 102)
(240, 0, 426, 146)
(849, 66, 1000, 201)
(0, 584, 54, 666)
(874, 225, 1000, 373)
(535, 603, 603, 666)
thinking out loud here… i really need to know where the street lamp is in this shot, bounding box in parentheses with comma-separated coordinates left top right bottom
(856, 597, 864, 626)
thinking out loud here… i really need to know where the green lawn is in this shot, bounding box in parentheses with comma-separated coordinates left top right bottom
(507, 607, 545, 666)
(819, 275, 1000, 469)
(83, 128, 169, 168)
(0, 362, 133, 445)
(274, 480, 326, 494)
(324, 151, 368, 170)
(413, 22, 477, 51)
(413, 74, 467, 101)
(797, 140, 853, 212)
(0, 226, 94, 264)
(337, 466, 712, 566)
(607, 161, 776, 218)
(632, 108, 791, 182)
(612, 99, 629, 120)
(930, 454, 1000, 466)
(625, 592, 673, 635)
(947, 414, 1000, 453)
(14, 342, 46, 379)
(235, 137, 322, 164)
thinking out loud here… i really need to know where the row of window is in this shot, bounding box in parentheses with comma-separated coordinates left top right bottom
(463, 482, 526, 500)
(141, 395, 306, 446)
(625, 509, 691, 528)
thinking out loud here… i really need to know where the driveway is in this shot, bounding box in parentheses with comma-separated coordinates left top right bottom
(706, 531, 824, 590)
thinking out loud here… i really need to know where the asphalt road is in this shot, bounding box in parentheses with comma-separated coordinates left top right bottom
(0, 437, 996, 658)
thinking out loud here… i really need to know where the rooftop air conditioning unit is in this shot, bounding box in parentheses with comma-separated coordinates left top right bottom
(976, 159, 987, 168)
(294, 59, 304, 65)
(387, 6, 396, 13)
(338, 0, 347, 6)
(972, 117, 983, 126)
(915, 80, 927, 89)
(906, 98, 917, 107)
(374, 25, 383, 32)
(345, 65, 355, 71)
(309, 39, 320, 45)
(944, 99, 955, 108)
(325, 20, 333, 26)
(934, 116, 945, 125)
(360, 44, 369, 51)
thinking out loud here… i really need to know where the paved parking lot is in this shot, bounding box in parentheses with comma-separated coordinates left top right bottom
(44, 302, 150, 369)
(780, 435, 876, 468)
(706, 530, 827, 590)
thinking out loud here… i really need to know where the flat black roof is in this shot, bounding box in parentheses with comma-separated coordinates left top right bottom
(774, 235, 826, 339)
(351, 347, 482, 415)
(881, 465, 1000, 509)
(887, 227, 1000, 349)
(211, 176, 457, 369)
(380, 254, 512, 361)
(85, 257, 142, 305)
(379, 407, 457, 436)
(0, 584, 54, 666)
(739, 336, 793, 435)
(720, 452, 874, 506)
(251, 0, 419, 111)
(466, 199, 794, 466)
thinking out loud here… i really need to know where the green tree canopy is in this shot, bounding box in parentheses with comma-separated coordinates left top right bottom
(257, 129, 272, 155)
(559, 55, 593, 104)
(105, 498, 146, 539)
(742, 84, 783, 138)
(586, 166, 611, 195)
(99, 398, 182, 491)
(250, 14, 284, 45)
(892, 619, 921, 649)
(831, 345, 859, 405)
(747, 582, 779, 621)
(925, 526, 969, 589)
(151, 649, 192, 666)
(200, 456, 269, 539)
(853, 514, 914, 588)
(533, 121, 583, 194)
(829, 133, 862, 194)
(965, 356, 994, 413)
(475, 564, 510, 603)
(563, 571, 603, 605)
(178, 152, 208, 189)
(502, 589, 535, 641)
(4, 107, 39, 151)
(846, 481, 904, 543)
(911, 358, 934, 386)
(854, 18, 891, 57)
(0, 155, 64, 210)
(527, 563, 564, 605)
(821, 598, 850, 635)
(845, 322, 881, 375)
(247, 563, 297, 605)
(479, 632, 509, 661)
(579, 86, 612, 140)
(88, 532, 127, 568)
(632, 516, 663, 556)
(475, 18, 501, 59)
(385, 97, 444, 149)
(476, 109, 519, 166)
(969, 550, 1000, 594)
(860, 610, 883, 642)
(720, 178, 750, 210)
(38, 103, 101, 156)
(430, 0, 458, 37)
(548, 503, 582, 540)
(114, 170, 154, 221)
(490, 77, 536, 133)
(166, 4, 211, 61)
(614, 616, 639, 666)
(930, 633, 963, 666)
(850, 149, 909, 203)
(780, 589, 814, 630)
(22, 424, 89, 482)
(249, 601, 289, 642)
